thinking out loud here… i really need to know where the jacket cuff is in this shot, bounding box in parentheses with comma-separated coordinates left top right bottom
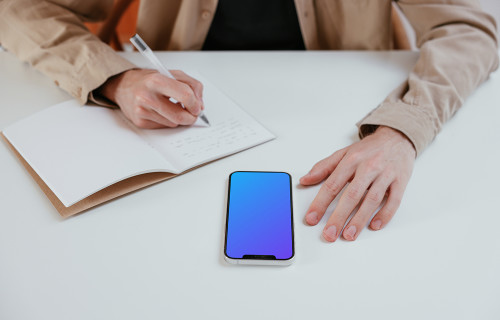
(64, 45, 136, 105)
(356, 101, 436, 156)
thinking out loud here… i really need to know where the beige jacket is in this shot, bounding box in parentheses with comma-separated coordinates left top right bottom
(0, 0, 498, 155)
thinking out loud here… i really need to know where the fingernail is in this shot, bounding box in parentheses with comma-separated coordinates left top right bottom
(344, 226, 357, 241)
(371, 219, 382, 230)
(305, 212, 319, 225)
(323, 225, 337, 242)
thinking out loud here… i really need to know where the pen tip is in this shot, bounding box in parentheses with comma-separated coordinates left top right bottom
(200, 114, 210, 126)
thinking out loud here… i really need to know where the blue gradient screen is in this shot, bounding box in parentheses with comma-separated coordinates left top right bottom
(225, 171, 293, 260)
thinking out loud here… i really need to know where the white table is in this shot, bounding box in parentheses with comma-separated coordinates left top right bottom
(1, 51, 499, 320)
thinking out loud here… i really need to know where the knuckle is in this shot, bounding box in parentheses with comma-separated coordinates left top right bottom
(346, 184, 362, 201)
(381, 169, 394, 182)
(330, 150, 341, 161)
(312, 157, 335, 175)
(366, 190, 383, 203)
(143, 77, 154, 88)
(194, 99, 203, 111)
(135, 106, 148, 118)
(380, 206, 396, 219)
(144, 74, 159, 87)
(346, 151, 362, 164)
(318, 167, 331, 179)
(146, 73, 168, 88)
(133, 118, 148, 128)
(179, 84, 195, 102)
(365, 157, 383, 173)
(151, 72, 165, 82)
(323, 179, 342, 195)
(195, 81, 203, 92)
(134, 92, 151, 106)
(171, 112, 185, 124)
(311, 161, 326, 174)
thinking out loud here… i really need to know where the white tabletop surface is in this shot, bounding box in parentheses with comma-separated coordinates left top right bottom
(1, 50, 499, 320)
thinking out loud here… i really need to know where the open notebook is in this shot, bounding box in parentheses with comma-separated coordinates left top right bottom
(2, 77, 275, 217)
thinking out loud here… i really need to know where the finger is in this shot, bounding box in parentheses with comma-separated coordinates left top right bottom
(300, 149, 347, 186)
(150, 95, 197, 126)
(322, 174, 375, 242)
(170, 70, 204, 100)
(146, 73, 202, 116)
(140, 107, 179, 128)
(126, 105, 171, 129)
(369, 182, 405, 231)
(341, 174, 393, 241)
(131, 117, 169, 129)
(304, 160, 354, 226)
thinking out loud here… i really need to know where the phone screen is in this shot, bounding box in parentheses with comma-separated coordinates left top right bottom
(225, 171, 294, 261)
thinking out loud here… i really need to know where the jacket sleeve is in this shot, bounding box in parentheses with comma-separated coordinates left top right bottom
(357, 0, 499, 155)
(0, 0, 136, 104)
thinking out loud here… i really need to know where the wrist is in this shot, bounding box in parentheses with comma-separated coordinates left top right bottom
(94, 69, 133, 104)
(375, 126, 417, 157)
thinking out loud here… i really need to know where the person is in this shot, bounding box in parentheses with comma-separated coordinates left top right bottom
(0, 0, 498, 242)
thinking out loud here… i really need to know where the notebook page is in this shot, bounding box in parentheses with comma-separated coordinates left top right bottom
(3, 101, 176, 207)
(137, 76, 275, 172)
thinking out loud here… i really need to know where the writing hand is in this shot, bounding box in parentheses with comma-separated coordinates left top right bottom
(98, 69, 204, 128)
(300, 126, 416, 241)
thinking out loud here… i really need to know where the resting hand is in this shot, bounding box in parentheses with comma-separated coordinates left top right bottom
(300, 126, 416, 242)
(97, 69, 204, 128)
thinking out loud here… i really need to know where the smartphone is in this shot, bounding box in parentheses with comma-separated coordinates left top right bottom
(224, 171, 294, 266)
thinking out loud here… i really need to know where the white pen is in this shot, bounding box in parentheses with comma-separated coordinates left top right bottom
(130, 33, 210, 126)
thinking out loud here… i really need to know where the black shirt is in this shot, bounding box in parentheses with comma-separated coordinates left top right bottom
(202, 0, 305, 51)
